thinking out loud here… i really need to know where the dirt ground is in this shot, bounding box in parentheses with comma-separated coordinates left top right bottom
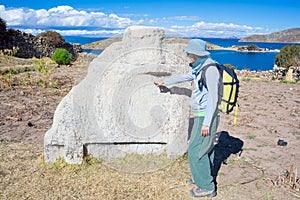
(0, 53, 300, 200)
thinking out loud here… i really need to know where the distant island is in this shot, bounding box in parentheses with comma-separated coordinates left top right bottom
(239, 28, 300, 43)
(82, 28, 300, 52)
(206, 42, 279, 53)
(83, 37, 279, 53)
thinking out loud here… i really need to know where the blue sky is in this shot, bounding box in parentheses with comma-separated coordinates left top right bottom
(0, 0, 299, 38)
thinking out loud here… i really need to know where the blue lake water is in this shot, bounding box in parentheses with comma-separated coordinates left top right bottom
(64, 36, 298, 71)
(201, 38, 293, 50)
(64, 36, 108, 45)
(209, 50, 278, 71)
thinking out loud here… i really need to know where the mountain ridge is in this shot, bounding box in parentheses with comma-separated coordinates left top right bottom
(239, 28, 300, 43)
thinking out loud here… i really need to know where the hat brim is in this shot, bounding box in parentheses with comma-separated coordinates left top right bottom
(185, 49, 210, 56)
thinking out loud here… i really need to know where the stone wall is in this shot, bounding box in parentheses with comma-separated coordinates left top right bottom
(0, 29, 81, 59)
(273, 65, 300, 82)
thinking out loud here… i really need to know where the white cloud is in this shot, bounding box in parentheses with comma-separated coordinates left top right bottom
(0, 5, 270, 38)
(169, 21, 268, 38)
(48, 5, 74, 14)
(167, 16, 201, 21)
(0, 5, 141, 29)
(17, 28, 125, 38)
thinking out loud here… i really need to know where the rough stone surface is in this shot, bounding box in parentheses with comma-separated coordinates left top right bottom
(273, 65, 300, 82)
(286, 68, 294, 82)
(44, 26, 192, 164)
(0, 29, 81, 59)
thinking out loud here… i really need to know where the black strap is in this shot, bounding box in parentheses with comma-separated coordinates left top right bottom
(197, 63, 219, 91)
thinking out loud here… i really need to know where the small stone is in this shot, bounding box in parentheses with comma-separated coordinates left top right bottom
(277, 139, 288, 146)
(286, 68, 295, 82)
(27, 121, 34, 127)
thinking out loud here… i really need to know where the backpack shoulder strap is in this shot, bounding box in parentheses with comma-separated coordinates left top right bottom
(197, 63, 219, 91)
(196, 63, 218, 76)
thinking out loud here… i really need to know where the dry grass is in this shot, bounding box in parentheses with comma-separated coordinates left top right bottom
(1, 54, 300, 199)
(105, 152, 176, 174)
(0, 139, 193, 200)
(271, 164, 300, 193)
(1, 139, 299, 200)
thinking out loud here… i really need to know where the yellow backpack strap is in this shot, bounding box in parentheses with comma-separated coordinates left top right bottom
(233, 103, 239, 125)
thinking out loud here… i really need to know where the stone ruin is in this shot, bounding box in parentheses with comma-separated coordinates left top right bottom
(44, 26, 192, 164)
(273, 65, 300, 82)
(0, 29, 81, 59)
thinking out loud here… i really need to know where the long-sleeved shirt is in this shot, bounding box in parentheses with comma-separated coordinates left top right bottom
(163, 58, 220, 126)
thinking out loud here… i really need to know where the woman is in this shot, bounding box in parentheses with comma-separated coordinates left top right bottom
(154, 39, 220, 198)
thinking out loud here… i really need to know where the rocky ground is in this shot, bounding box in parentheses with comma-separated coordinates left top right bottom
(0, 51, 300, 199)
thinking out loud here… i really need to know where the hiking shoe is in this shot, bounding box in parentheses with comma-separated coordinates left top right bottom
(190, 187, 216, 198)
(188, 178, 195, 184)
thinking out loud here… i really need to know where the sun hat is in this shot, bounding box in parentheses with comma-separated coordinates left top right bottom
(185, 39, 210, 56)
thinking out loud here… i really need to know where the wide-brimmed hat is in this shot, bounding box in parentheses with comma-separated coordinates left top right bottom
(185, 39, 210, 56)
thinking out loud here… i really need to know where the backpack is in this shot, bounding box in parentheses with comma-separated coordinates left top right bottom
(198, 63, 239, 124)
(211, 131, 243, 177)
(214, 131, 243, 165)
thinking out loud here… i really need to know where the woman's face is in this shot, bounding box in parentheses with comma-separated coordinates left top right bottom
(187, 53, 197, 63)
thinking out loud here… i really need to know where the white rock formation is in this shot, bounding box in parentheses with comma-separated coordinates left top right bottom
(44, 26, 191, 164)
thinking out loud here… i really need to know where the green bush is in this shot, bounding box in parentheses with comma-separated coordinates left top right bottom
(237, 44, 260, 51)
(275, 45, 300, 69)
(246, 44, 260, 51)
(51, 48, 72, 65)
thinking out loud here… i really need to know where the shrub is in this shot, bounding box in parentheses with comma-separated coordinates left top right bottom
(275, 45, 300, 69)
(224, 63, 236, 69)
(0, 17, 6, 32)
(237, 44, 260, 51)
(0, 17, 7, 46)
(51, 48, 72, 65)
(246, 44, 260, 51)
